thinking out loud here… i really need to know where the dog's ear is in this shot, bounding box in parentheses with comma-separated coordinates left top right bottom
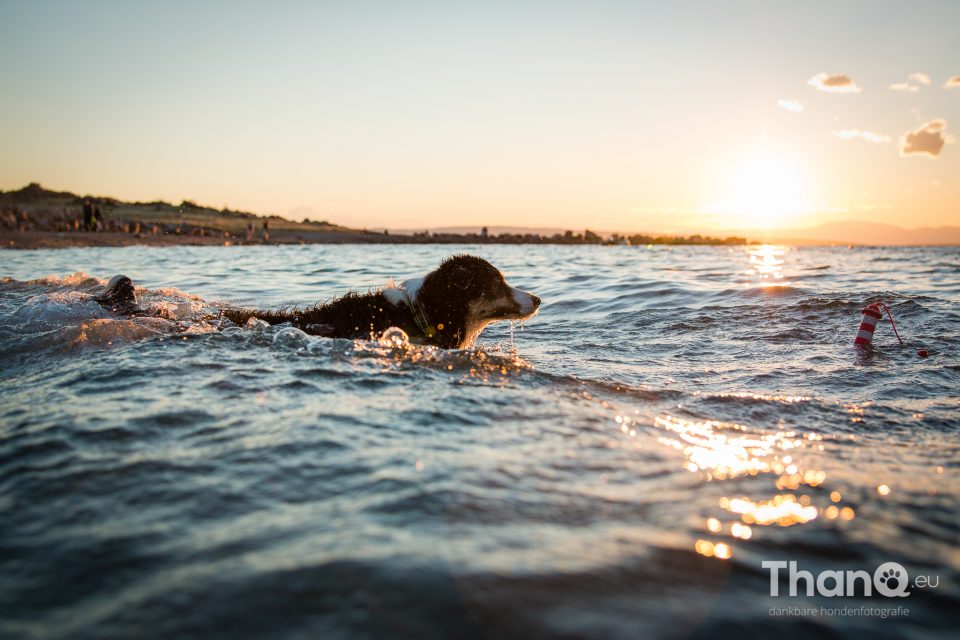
(451, 264, 476, 290)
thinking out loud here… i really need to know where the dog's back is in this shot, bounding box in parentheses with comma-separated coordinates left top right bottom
(221, 291, 417, 340)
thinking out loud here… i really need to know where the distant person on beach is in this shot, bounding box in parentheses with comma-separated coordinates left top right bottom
(93, 206, 103, 232)
(82, 201, 93, 231)
(246, 222, 254, 242)
(262, 220, 269, 242)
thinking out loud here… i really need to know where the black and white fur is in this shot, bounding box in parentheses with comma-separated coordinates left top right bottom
(207, 255, 538, 348)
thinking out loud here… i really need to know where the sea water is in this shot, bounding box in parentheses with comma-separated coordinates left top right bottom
(1, 244, 957, 638)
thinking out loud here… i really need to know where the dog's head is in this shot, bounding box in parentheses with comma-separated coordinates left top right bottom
(399, 255, 540, 348)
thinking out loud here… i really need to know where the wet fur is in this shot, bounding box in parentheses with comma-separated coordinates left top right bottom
(221, 292, 421, 343)
(94, 255, 539, 349)
(221, 255, 538, 348)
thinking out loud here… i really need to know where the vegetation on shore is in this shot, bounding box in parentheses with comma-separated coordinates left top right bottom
(0, 182, 346, 238)
(1, 183, 747, 247)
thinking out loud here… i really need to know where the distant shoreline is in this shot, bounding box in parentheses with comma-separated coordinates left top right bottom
(0, 182, 747, 249)
(5, 182, 957, 249)
(6, 230, 957, 250)
(0, 229, 752, 250)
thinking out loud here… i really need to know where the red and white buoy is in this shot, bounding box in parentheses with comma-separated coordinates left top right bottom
(854, 303, 884, 347)
(854, 300, 929, 356)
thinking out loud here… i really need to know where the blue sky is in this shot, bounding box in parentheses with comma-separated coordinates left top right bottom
(1, 1, 957, 231)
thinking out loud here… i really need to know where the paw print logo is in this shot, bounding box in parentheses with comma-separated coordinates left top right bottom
(874, 562, 910, 597)
(879, 568, 902, 591)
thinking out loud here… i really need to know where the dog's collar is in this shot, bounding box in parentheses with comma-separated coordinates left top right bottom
(401, 288, 433, 338)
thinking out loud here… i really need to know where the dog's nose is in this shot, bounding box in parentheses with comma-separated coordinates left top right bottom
(531, 294, 541, 309)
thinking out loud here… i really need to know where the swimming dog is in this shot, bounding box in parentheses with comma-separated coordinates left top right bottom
(96, 255, 540, 349)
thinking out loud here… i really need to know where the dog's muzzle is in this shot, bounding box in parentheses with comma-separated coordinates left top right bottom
(510, 287, 541, 317)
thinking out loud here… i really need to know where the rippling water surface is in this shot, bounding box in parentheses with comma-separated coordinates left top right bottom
(1, 244, 958, 639)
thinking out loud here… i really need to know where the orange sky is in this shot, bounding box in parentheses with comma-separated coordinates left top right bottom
(1, 2, 957, 232)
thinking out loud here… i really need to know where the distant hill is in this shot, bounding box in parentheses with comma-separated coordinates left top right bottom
(753, 221, 960, 246)
(0, 182, 82, 202)
(0, 182, 351, 235)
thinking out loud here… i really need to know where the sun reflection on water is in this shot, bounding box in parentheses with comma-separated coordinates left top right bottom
(654, 414, 806, 481)
(720, 495, 819, 526)
(652, 413, 855, 560)
(746, 244, 787, 285)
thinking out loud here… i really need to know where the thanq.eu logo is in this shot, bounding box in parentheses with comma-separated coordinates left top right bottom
(762, 560, 939, 597)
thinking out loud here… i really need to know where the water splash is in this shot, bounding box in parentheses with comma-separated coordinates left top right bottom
(379, 326, 411, 348)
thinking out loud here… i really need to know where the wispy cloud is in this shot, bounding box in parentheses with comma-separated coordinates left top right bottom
(808, 72, 861, 93)
(899, 119, 948, 158)
(832, 129, 892, 144)
(889, 82, 919, 93)
(945, 76, 960, 89)
(777, 99, 804, 112)
(891, 72, 931, 92)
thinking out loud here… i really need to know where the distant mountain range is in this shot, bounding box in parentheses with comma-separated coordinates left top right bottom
(737, 221, 960, 246)
(393, 222, 960, 246)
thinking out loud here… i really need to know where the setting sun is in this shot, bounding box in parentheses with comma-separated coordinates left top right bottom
(705, 151, 814, 229)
